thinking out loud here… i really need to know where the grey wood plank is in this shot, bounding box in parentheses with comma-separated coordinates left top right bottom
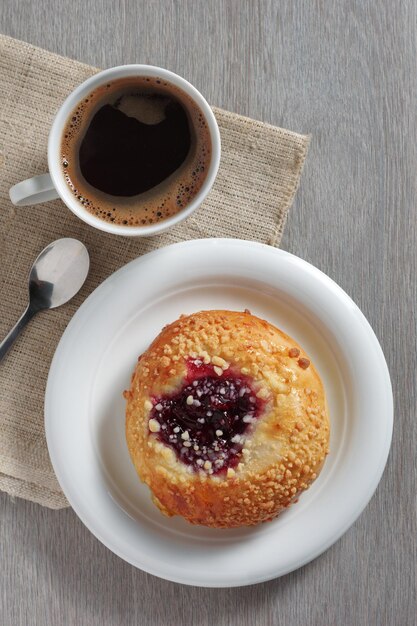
(0, 0, 416, 624)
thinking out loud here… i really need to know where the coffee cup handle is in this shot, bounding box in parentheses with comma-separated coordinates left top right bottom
(9, 173, 59, 207)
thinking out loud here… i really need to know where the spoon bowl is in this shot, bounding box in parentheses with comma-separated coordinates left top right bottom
(0, 238, 89, 361)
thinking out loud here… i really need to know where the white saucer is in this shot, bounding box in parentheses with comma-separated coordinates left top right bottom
(45, 239, 393, 587)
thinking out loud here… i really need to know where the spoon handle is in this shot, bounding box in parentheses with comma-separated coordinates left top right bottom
(0, 305, 37, 363)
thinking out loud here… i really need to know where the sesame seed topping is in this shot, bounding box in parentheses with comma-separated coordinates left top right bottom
(213, 366, 223, 376)
(144, 400, 153, 410)
(212, 355, 228, 368)
(186, 395, 194, 405)
(155, 403, 163, 411)
(148, 419, 161, 433)
(204, 460, 212, 470)
(181, 431, 190, 440)
(215, 429, 223, 437)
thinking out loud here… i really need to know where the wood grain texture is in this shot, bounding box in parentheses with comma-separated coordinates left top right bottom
(0, 0, 416, 624)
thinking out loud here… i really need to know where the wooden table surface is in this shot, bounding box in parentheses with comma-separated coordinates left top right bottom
(1, 1, 416, 624)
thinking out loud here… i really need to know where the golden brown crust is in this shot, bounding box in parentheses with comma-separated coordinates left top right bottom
(125, 310, 330, 528)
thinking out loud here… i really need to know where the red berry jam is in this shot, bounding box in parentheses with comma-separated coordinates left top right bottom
(149, 359, 264, 474)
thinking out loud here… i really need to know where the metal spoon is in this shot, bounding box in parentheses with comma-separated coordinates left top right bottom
(0, 238, 89, 362)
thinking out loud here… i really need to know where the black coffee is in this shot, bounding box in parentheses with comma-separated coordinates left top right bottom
(61, 76, 211, 227)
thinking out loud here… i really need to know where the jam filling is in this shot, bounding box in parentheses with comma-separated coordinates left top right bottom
(148, 359, 264, 474)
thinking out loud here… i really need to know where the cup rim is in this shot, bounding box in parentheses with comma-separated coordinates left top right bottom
(48, 64, 221, 237)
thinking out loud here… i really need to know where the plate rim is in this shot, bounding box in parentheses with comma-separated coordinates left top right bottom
(45, 238, 393, 587)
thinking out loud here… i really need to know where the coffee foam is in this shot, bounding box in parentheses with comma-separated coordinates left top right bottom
(60, 76, 212, 226)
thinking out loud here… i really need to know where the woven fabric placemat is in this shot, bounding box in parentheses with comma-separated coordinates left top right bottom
(0, 34, 310, 509)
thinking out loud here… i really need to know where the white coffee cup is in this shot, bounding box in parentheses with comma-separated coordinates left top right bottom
(9, 65, 221, 237)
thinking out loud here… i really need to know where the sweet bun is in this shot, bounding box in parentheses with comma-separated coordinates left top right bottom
(125, 310, 329, 528)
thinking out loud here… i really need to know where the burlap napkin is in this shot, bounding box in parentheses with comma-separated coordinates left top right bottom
(0, 34, 310, 509)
